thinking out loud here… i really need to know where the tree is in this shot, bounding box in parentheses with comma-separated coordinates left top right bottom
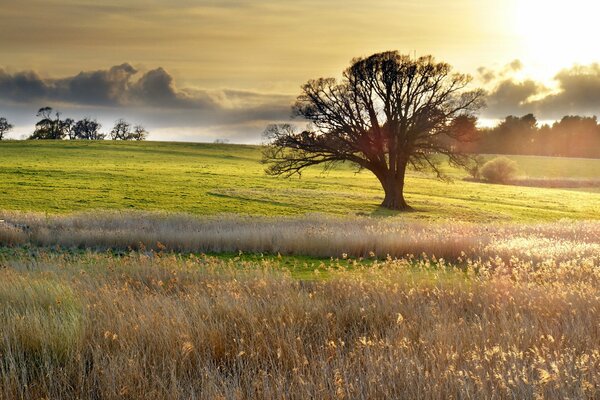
(109, 120, 148, 141)
(64, 119, 75, 140)
(262, 51, 484, 210)
(73, 118, 105, 140)
(0, 117, 13, 140)
(490, 114, 538, 155)
(29, 107, 73, 140)
(551, 115, 599, 158)
(109, 119, 132, 140)
(131, 125, 148, 141)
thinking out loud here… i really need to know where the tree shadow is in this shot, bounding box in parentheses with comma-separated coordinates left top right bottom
(368, 205, 418, 217)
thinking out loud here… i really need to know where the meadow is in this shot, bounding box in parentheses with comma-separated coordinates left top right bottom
(1, 141, 600, 398)
(1, 140, 599, 221)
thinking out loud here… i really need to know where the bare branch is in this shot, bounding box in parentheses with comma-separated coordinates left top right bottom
(262, 51, 485, 210)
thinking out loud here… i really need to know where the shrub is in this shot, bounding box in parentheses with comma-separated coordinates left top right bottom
(480, 157, 519, 183)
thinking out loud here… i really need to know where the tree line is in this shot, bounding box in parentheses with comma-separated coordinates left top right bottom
(456, 114, 600, 158)
(1, 108, 600, 159)
(0, 107, 148, 141)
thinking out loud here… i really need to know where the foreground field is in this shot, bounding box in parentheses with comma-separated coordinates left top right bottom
(1, 141, 600, 221)
(1, 214, 600, 398)
(1, 244, 599, 399)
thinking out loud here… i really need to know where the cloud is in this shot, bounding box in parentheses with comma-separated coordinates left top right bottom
(484, 79, 545, 118)
(6, 60, 600, 142)
(533, 64, 600, 116)
(0, 64, 294, 142)
(507, 59, 523, 72)
(54, 63, 138, 106)
(477, 59, 524, 86)
(0, 64, 198, 108)
(477, 67, 496, 84)
(483, 63, 600, 120)
(0, 70, 48, 102)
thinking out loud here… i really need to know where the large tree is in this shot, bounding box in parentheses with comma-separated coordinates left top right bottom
(262, 51, 484, 210)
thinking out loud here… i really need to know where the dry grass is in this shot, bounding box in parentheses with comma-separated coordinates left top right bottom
(2, 213, 600, 398)
(1, 211, 600, 261)
(0, 249, 600, 399)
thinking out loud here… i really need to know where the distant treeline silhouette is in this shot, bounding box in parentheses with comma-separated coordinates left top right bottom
(0, 107, 148, 141)
(457, 114, 600, 158)
(0, 108, 600, 158)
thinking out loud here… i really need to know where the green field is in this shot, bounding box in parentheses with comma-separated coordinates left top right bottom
(1, 140, 599, 221)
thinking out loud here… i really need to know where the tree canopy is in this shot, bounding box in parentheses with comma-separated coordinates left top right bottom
(263, 51, 484, 210)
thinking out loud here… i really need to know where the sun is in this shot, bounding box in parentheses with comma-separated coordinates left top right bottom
(516, 0, 600, 76)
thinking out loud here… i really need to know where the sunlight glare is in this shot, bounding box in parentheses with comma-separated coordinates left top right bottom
(516, 0, 600, 76)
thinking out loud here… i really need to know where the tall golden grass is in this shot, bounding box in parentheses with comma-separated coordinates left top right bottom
(1, 249, 600, 399)
(1, 211, 599, 261)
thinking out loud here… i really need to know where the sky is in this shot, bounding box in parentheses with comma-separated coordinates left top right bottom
(2, 0, 600, 142)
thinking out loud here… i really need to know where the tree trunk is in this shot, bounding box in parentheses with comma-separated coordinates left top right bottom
(375, 157, 412, 211)
(380, 176, 411, 211)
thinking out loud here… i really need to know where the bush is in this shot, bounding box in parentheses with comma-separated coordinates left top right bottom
(480, 157, 519, 183)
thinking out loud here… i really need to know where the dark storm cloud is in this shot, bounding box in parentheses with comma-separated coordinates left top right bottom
(483, 63, 600, 119)
(533, 64, 600, 116)
(0, 64, 294, 142)
(0, 64, 137, 106)
(484, 79, 544, 118)
(0, 69, 48, 102)
(0, 64, 292, 112)
(129, 67, 181, 106)
(0, 64, 196, 107)
(53, 64, 138, 106)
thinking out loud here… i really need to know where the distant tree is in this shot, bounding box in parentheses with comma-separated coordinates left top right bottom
(262, 51, 484, 210)
(0, 117, 14, 140)
(214, 138, 230, 144)
(479, 114, 538, 155)
(131, 125, 148, 141)
(29, 107, 73, 140)
(109, 120, 148, 141)
(109, 119, 132, 140)
(64, 119, 76, 140)
(73, 118, 105, 140)
(551, 115, 599, 158)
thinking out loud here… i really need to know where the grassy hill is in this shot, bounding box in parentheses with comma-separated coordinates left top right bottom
(0, 140, 599, 221)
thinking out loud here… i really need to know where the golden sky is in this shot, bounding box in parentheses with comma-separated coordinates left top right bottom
(1, 0, 600, 141)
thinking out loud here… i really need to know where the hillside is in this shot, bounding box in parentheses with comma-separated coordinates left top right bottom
(0, 140, 599, 221)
